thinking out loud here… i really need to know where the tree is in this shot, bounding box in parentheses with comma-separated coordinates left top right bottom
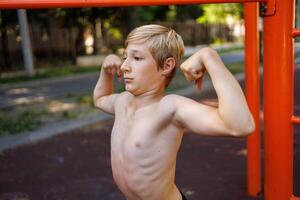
(0, 10, 17, 72)
(18, 9, 35, 76)
(197, 3, 242, 24)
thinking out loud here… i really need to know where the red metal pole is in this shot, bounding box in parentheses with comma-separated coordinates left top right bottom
(244, 2, 261, 197)
(263, 0, 295, 199)
(0, 0, 266, 9)
(292, 29, 300, 37)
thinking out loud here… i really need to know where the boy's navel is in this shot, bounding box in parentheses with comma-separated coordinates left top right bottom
(135, 142, 141, 148)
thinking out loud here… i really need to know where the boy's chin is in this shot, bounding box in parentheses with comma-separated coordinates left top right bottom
(125, 86, 145, 96)
(125, 85, 138, 95)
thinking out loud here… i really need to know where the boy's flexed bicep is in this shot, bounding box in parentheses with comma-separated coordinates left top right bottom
(173, 96, 235, 137)
(93, 54, 122, 115)
(177, 47, 255, 137)
(94, 94, 119, 115)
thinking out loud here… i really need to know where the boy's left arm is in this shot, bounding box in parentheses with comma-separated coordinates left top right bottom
(172, 47, 255, 137)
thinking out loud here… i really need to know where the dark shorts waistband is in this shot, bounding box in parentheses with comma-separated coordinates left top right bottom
(180, 190, 187, 200)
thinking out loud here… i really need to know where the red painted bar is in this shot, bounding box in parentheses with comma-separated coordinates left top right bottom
(263, 0, 295, 199)
(291, 116, 300, 124)
(291, 196, 300, 200)
(244, 2, 261, 197)
(292, 29, 300, 37)
(0, 0, 267, 9)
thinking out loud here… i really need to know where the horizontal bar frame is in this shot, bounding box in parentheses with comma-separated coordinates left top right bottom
(291, 116, 300, 124)
(0, 0, 266, 9)
(291, 195, 300, 200)
(292, 29, 300, 37)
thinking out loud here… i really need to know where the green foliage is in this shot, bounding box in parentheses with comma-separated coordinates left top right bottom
(175, 5, 203, 21)
(0, 65, 99, 84)
(106, 26, 123, 41)
(62, 111, 78, 119)
(226, 61, 245, 74)
(137, 6, 169, 22)
(137, 5, 202, 22)
(213, 37, 227, 45)
(197, 3, 242, 24)
(166, 5, 177, 21)
(78, 94, 93, 106)
(0, 111, 43, 136)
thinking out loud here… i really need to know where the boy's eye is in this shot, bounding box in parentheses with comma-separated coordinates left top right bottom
(134, 57, 142, 61)
(122, 56, 127, 60)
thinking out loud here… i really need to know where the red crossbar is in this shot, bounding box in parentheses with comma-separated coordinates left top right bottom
(291, 116, 300, 124)
(291, 195, 300, 200)
(0, 0, 267, 9)
(292, 29, 300, 37)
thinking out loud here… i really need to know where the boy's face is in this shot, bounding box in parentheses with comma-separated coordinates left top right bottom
(121, 42, 165, 96)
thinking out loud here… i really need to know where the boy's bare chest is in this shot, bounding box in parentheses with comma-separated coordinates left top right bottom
(111, 104, 171, 150)
(113, 106, 161, 137)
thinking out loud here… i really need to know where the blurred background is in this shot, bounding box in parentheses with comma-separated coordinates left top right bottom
(0, 4, 244, 75)
(0, 4, 266, 200)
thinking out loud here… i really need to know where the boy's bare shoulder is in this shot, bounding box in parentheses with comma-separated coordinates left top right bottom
(160, 94, 189, 111)
(115, 91, 133, 105)
(161, 94, 190, 104)
(160, 94, 203, 111)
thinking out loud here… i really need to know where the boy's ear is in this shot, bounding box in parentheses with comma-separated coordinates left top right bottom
(162, 57, 176, 76)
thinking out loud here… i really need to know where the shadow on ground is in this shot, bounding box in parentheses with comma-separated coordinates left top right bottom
(0, 119, 262, 200)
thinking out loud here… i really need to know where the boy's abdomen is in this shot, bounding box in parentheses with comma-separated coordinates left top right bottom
(110, 124, 181, 199)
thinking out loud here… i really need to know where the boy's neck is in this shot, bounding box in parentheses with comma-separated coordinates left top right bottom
(131, 88, 165, 109)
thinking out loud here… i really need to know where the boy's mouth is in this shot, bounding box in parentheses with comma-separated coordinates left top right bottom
(124, 77, 134, 83)
(124, 77, 134, 80)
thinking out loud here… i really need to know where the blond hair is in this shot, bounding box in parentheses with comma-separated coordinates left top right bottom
(125, 24, 184, 87)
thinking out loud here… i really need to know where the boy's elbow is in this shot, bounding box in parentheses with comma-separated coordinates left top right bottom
(199, 47, 218, 60)
(241, 121, 256, 137)
(93, 99, 99, 108)
(93, 96, 102, 109)
(230, 120, 256, 137)
(245, 115, 256, 135)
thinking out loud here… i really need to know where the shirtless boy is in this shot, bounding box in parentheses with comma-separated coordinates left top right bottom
(93, 24, 255, 200)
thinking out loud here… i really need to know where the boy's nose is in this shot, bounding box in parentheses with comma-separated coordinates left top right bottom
(120, 61, 131, 72)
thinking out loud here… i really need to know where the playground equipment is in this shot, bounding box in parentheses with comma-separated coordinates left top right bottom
(0, 0, 297, 199)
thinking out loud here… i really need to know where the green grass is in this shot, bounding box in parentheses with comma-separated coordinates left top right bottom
(226, 61, 245, 74)
(215, 45, 244, 54)
(62, 110, 78, 119)
(78, 94, 93, 106)
(0, 110, 45, 136)
(295, 51, 300, 58)
(0, 65, 100, 84)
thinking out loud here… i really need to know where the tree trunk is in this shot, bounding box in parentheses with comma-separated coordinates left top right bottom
(17, 9, 35, 76)
(92, 22, 97, 54)
(69, 26, 84, 65)
(69, 27, 76, 64)
(0, 11, 12, 72)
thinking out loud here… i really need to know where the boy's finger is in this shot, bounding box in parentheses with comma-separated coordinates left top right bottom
(117, 67, 122, 82)
(183, 71, 194, 81)
(106, 67, 111, 74)
(195, 77, 203, 91)
(111, 67, 116, 75)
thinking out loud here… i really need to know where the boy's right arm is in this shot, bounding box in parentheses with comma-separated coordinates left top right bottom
(93, 54, 122, 115)
(173, 48, 255, 137)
